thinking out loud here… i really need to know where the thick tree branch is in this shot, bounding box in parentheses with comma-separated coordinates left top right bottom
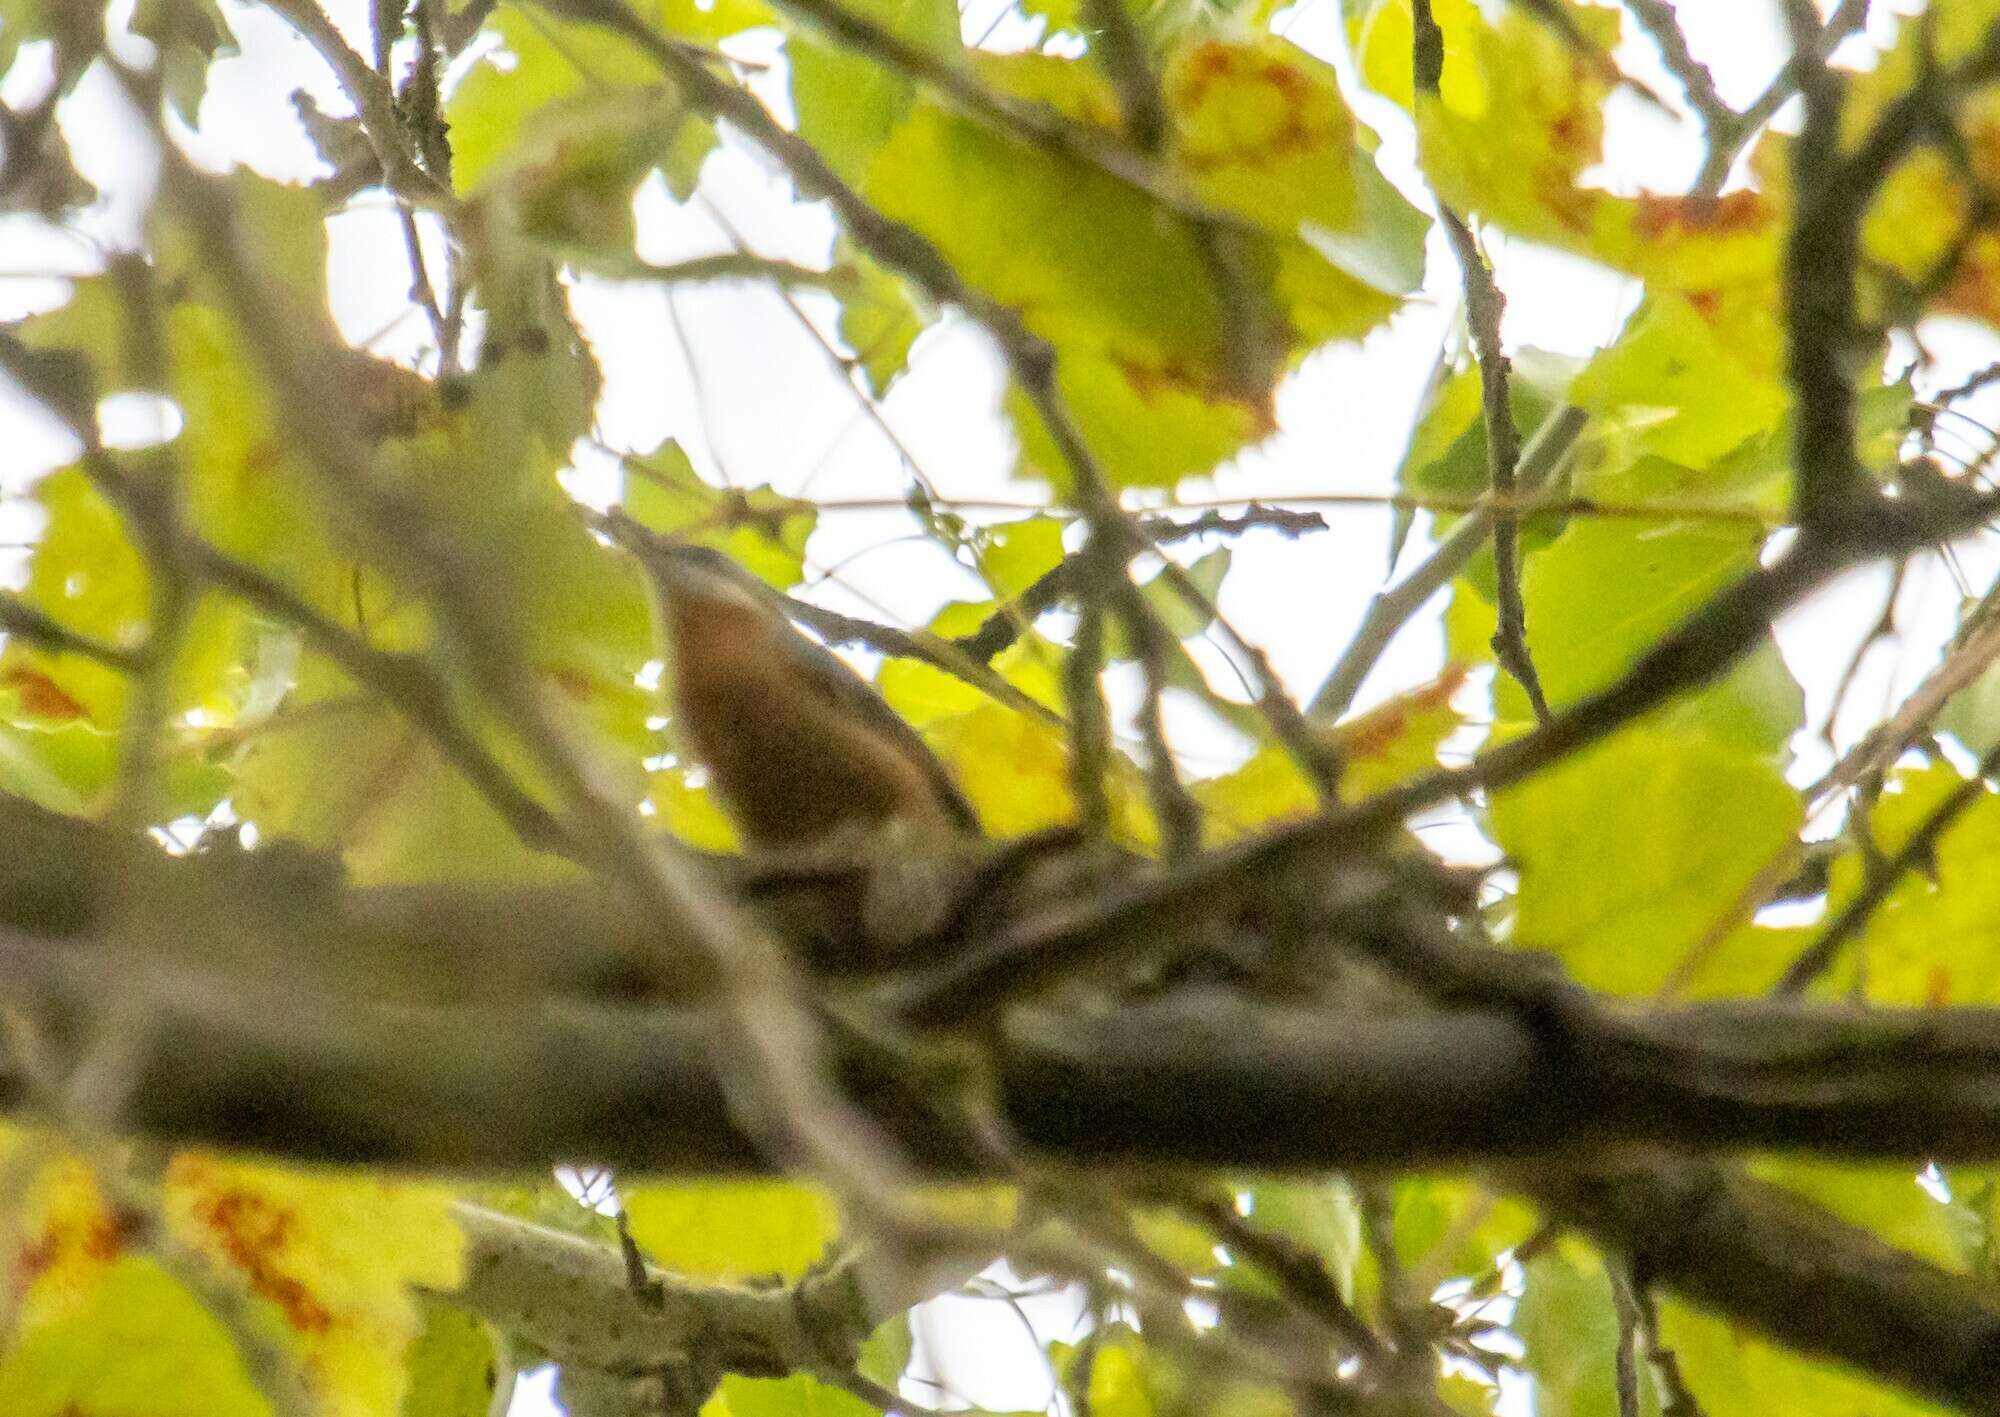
(444, 1203, 889, 1375)
(33, 878, 2000, 1174)
(18, 786, 2000, 1408)
(1533, 1158, 2000, 1416)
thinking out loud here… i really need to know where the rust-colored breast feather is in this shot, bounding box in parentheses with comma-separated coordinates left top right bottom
(664, 598, 972, 848)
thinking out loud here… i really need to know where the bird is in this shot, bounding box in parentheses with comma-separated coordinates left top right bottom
(602, 511, 981, 850)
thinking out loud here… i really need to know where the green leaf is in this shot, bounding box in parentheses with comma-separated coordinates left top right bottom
(622, 439, 819, 589)
(621, 1180, 839, 1281)
(658, 0, 776, 42)
(1142, 546, 1230, 640)
(789, 0, 960, 186)
(856, 1315, 912, 1391)
(0, 1144, 466, 1417)
(1825, 762, 2000, 1006)
(2, 467, 148, 730)
(866, 60, 1220, 370)
(1235, 1181, 1360, 1302)
(1488, 725, 1803, 995)
(231, 679, 570, 887)
(1005, 350, 1270, 490)
(836, 241, 930, 399)
(1401, 356, 1576, 596)
(1492, 455, 1801, 757)
(1939, 653, 2000, 757)
(0, 1258, 271, 1417)
(1752, 1160, 1960, 1268)
(447, 6, 660, 193)
(1379, 1176, 1537, 1281)
(1659, 1297, 1948, 1417)
(1516, 1245, 1659, 1417)
(1165, 36, 1427, 300)
(706, 1374, 882, 1417)
(130, 0, 236, 125)
(978, 515, 1067, 599)
(1571, 294, 1787, 470)
(480, 84, 710, 266)
(400, 1299, 502, 1417)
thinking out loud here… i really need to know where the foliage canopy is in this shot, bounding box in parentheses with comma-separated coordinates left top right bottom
(7, 1, 2000, 1415)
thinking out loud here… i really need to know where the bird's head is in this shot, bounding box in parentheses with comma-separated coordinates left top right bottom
(598, 510, 771, 619)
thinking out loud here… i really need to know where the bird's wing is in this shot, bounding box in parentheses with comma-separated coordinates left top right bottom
(776, 628, 984, 834)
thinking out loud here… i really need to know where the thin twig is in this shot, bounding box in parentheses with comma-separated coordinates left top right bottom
(144, 120, 920, 1227)
(1696, 0, 1870, 198)
(952, 505, 1329, 667)
(1413, 0, 1549, 719)
(0, 592, 149, 671)
(365, 0, 452, 364)
(1311, 406, 1587, 718)
(1631, 1277, 1706, 1417)
(1435, 206, 1551, 724)
(1148, 557, 1341, 795)
(1808, 576, 2000, 803)
(1819, 557, 1908, 755)
(1609, 1262, 1644, 1417)
(1179, 1192, 1393, 1369)
(1080, 0, 1166, 152)
(1774, 732, 2000, 996)
(258, 0, 454, 208)
(1120, 588, 1202, 857)
(1621, 0, 1731, 141)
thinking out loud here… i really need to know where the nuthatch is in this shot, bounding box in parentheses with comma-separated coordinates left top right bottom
(605, 512, 981, 849)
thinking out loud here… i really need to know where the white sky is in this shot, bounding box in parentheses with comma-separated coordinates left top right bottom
(1, 0, 1996, 1413)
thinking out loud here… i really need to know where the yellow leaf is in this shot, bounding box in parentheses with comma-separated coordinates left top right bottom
(0, 1136, 464, 1417)
(622, 1180, 839, 1281)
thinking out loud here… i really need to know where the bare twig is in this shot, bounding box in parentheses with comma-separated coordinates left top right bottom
(951, 505, 1328, 667)
(1809, 577, 2000, 803)
(0, 592, 149, 672)
(1435, 205, 1551, 724)
(1609, 1262, 1644, 1417)
(1621, 0, 1730, 140)
(258, 0, 453, 207)
(82, 258, 198, 829)
(1774, 732, 2000, 996)
(1696, 0, 1870, 198)
(1175, 1190, 1422, 1398)
(1311, 405, 1587, 718)
(1628, 1275, 1706, 1417)
(1080, 0, 1165, 152)
(1120, 589, 1202, 857)
(1147, 557, 1341, 795)
(143, 121, 919, 1225)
